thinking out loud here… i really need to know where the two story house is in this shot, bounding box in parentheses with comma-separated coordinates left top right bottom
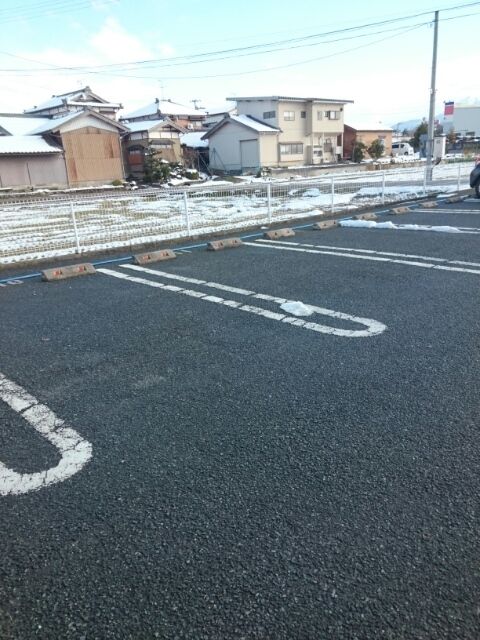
(24, 86, 122, 120)
(204, 95, 352, 172)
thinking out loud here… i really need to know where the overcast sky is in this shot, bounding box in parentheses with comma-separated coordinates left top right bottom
(1, 0, 478, 125)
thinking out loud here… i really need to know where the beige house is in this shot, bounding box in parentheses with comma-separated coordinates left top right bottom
(201, 115, 280, 173)
(343, 123, 393, 159)
(226, 95, 353, 168)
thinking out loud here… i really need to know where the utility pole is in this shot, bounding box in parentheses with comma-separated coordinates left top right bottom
(426, 10, 439, 182)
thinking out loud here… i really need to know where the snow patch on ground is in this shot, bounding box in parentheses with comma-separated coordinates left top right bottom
(339, 220, 463, 233)
(280, 301, 315, 316)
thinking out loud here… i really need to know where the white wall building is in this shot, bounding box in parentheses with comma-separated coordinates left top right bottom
(453, 105, 480, 137)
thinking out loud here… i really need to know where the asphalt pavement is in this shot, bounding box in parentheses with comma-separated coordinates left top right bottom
(0, 198, 479, 639)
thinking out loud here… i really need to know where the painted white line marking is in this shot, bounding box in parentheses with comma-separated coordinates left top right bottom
(415, 208, 480, 214)
(248, 240, 480, 275)
(0, 374, 92, 496)
(256, 239, 480, 268)
(98, 267, 386, 338)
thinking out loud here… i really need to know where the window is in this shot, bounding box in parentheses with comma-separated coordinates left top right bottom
(337, 134, 342, 146)
(301, 111, 306, 119)
(317, 111, 323, 120)
(283, 111, 295, 121)
(324, 110, 340, 120)
(280, 143, 303, 155)
(263, 110, 276, 119)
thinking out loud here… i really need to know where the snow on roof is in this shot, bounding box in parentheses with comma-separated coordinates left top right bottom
(180, 131, 208, 148)
(0, 115, 51, 135)
(24, 87, 119, 113)
(227, 95, 354, 104)
(123, 99, 205, 119)
(230, 114, 279, 132)
(27, 110, 127, 134)
(346, 122, 392, 132)
(27, 111, 83, 134)
(124, 118, 169, 133)
(24, 95, 65, 112)
(201, 114, 280, 140)
(0, 135, 61, 154)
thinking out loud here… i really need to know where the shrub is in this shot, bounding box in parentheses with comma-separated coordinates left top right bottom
(353, 142, 367, 163)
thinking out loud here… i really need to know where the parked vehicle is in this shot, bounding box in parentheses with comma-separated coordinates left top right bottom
(391, 142, 414, 156)
(470, 161, 480, 198)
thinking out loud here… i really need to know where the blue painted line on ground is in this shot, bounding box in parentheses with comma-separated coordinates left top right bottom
(0, 195, 466, 285)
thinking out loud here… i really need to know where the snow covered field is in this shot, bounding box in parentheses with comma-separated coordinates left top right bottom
(0, 163, 471, 265)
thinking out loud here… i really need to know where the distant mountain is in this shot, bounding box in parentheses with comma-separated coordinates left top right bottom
(390, 118, 423, 133)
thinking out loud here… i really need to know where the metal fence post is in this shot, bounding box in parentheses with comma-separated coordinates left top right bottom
(70, 202, 81, 254)
(457, 162, 461, 192)
(183, 191, 191, 236)
(330, 177, 335, 215)
(267, 182, 272, 225)
(381, 171, 386, 205)
(423, 168, 427, 196)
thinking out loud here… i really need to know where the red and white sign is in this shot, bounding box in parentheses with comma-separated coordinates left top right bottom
(444, 101, 454, 116)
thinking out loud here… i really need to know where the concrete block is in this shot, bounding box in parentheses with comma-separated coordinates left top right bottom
(391, 206, 411, 215)
(313, 220, 338, 230)
(353, 213, 378, 221)
(422, 201, 438, 208)
(133, 249, 176, 265)
(263, 228, 295, 239)
(42, 263, 96, 282)
(445, 196, 465, 204)
(207, 238, 243, 251)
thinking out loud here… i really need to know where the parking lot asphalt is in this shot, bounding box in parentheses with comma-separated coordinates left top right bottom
(1, 198, 479, 639)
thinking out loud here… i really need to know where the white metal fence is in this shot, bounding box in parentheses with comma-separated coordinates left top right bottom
(0, 162, 472, 265)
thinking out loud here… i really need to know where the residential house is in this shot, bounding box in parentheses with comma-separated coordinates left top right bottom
(24, 86, 122, 120)
(343, 123, 392, 159)
(201, 114, 280, 173)
(121, 99, 206, 130)
(0, 109, 128, 188)
(227, 95, 353, 168)
(122, 118, 185, 180)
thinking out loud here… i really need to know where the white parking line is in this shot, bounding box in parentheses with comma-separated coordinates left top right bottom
(246, 240, 480, 275)
(0, 373, 92, 496)
(415, 209, 480, 214)
(97, 266, 386, 338)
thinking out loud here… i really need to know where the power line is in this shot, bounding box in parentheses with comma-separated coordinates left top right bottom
(0, 19, 435, 74)
(1, 8, 476, 85)
(1, 1, 479, 73)
(0, 0, 117, 22)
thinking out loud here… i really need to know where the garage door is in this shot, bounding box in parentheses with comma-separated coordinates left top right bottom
(240, 139, 259, 170)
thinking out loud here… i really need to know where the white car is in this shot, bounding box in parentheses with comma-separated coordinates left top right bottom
(391, 142, 414, 156)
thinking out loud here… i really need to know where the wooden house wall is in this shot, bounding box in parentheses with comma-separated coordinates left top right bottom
(61, 127, 124, 185)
